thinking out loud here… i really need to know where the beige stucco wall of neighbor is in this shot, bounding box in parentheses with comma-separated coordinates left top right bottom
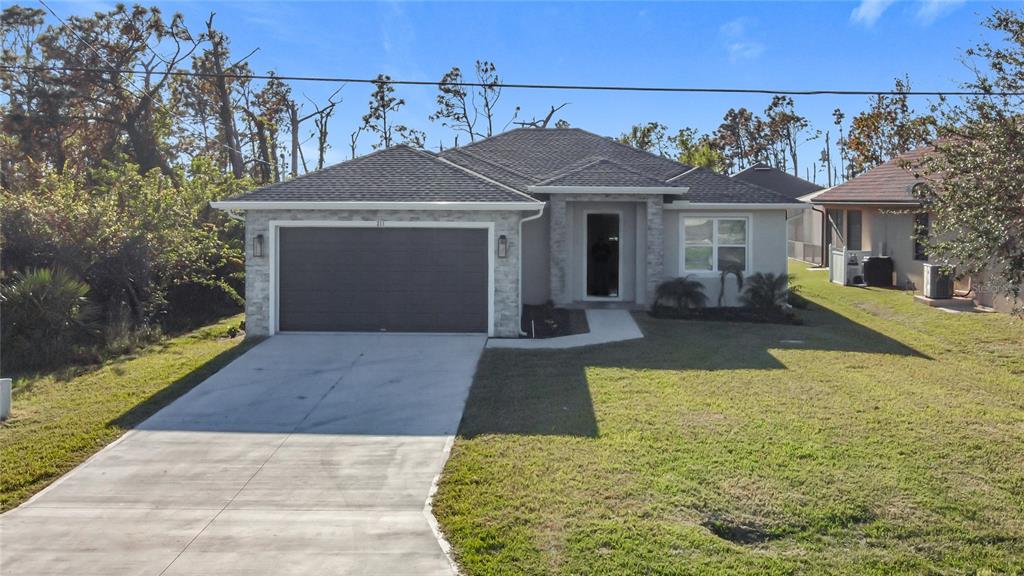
(242, 209, 524, 338)
(823, 205, 924, 290)
(663, 209, 789, 307)
(521, 208, 551, 305)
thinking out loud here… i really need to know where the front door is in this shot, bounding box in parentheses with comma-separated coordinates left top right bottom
(586, 213, 620, 298)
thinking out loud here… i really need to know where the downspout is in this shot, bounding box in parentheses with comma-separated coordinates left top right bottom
(517, 204, 546, 337)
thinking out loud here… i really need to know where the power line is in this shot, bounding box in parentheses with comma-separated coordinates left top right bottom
(34, 0, 272, 168)
(2, 63, 1017, 98)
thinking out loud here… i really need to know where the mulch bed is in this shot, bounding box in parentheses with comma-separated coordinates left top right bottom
(649, 306, 803, 325)
(521, 305, 590, 338)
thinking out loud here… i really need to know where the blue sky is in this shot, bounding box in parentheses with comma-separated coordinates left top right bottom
(50, 0, 1018, 181)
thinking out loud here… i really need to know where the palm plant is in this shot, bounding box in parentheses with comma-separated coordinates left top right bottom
(740, 272, 791, 313)
(654, 276, 708, 311)
(718, 262, 745, 308)
(1, 268, 99, 370)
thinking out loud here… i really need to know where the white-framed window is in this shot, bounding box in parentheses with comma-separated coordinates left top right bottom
(681, 216, 750, 273)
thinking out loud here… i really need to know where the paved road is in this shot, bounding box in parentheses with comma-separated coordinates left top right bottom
(0, 333, 485, 576)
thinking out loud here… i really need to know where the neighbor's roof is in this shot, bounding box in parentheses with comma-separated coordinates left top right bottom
(813, 147, 931, 204)
(731, 163, 823, 200)
(667, 167, 800, 204)
(219, 145, 536, 204)
(440, 127, 692, 187)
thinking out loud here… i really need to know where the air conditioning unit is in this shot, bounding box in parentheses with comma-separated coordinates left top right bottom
(923, 263, 954, 299)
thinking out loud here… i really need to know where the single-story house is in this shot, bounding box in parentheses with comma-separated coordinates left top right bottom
(731, 163, 824, 265)
(811, 147, 1019, 313)
(212, 128, 803, 337)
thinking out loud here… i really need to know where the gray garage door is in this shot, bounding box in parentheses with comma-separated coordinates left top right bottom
(278, 227, 489, 333)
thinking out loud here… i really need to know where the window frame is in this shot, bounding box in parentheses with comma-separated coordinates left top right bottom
(679, 214, 753, 275)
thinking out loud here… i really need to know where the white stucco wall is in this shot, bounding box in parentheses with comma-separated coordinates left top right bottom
(663, 209, 789, 306)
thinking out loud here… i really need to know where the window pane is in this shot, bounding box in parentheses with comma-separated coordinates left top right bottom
(718, 219, 747, 245)
(684, 218, 713, 245)
(685, 246, 713, 270)
(718, 247, 747, 271)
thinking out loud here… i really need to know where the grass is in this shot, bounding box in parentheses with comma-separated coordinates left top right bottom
(0, 314, 254, 511)
(434, 262, 1024, 575)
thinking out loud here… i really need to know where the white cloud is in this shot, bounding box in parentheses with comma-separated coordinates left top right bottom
(916, 0, 967, 25)
(850, 0, 896, 27)
(720, 17, 766, 63)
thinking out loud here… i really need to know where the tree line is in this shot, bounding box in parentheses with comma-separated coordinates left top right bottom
(617, 79, 936, 186)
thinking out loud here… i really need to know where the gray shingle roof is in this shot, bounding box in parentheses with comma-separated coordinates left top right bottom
(222, 128, 800, 206)
(535, 158, 673, 187)
(731, 163, 823, 200)
(668, 167, 799, 204)
(440, 128, 691, 185)
(224, 145, 536, 204)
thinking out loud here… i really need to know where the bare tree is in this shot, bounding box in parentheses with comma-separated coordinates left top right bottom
(475, 61, 501, 137)
(430, 67, 476, 142)
(362, 74, 404, 149)
(513, 103, 570, 129)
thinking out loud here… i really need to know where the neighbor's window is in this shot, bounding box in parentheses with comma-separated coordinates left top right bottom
(683, 217, 748, 273)
(913, 212, 929, 261)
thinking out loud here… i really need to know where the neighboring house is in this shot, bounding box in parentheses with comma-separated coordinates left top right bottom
(732, 163, 824, 265)
(212, 128, 802, 337)
(811, 147, 1019, 313)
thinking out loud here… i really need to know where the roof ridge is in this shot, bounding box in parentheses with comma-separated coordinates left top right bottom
(535, 156, 670, 187)
(444, 147, 539, 182)
(425, 149, 540, 203)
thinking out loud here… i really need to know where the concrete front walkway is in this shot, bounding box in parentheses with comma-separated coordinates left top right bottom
(0, 333, 485, 576)
(486, 309, 644, 349)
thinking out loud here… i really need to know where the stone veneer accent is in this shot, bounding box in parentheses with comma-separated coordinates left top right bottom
(547, 193, 665, 306)
(242, 209, 523, 338)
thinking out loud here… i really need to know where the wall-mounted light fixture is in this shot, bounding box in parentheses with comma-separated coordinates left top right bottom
(497, 234, 508, 258)
(253, 234, 265, 258)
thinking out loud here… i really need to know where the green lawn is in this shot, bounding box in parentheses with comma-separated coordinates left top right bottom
(0, 315, 253, 511)
(434, 263, 1024, 575)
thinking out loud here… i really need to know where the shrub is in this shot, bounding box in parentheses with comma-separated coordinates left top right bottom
(740, 272, 791, 313)
(654, 276, 708, 311)
(0, 268, 100, 371)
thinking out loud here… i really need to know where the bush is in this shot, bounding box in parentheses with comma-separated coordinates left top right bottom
(1, 268, 100, 371)
(740, 272, 791, 313)
(654, 276, 708, 311)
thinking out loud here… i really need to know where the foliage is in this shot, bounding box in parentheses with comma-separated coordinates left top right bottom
(916, 9, 1024, 313)
(0, 268, 99, 370)
(1, 158, 247, 367)
(842, 76, 936, 177)
(654, 276, 708, 311)
(675, 127, 729, 172)
(740, 272, 790, 312)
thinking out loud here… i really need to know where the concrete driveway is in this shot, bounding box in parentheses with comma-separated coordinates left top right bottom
(0, 333, 486, 576)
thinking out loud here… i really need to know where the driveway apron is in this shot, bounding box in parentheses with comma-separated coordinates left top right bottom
(0, 333, 485, 576)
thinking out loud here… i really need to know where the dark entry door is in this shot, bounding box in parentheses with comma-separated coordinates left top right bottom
(586, 213, 620, 298)
(278, 227, 488, 332)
